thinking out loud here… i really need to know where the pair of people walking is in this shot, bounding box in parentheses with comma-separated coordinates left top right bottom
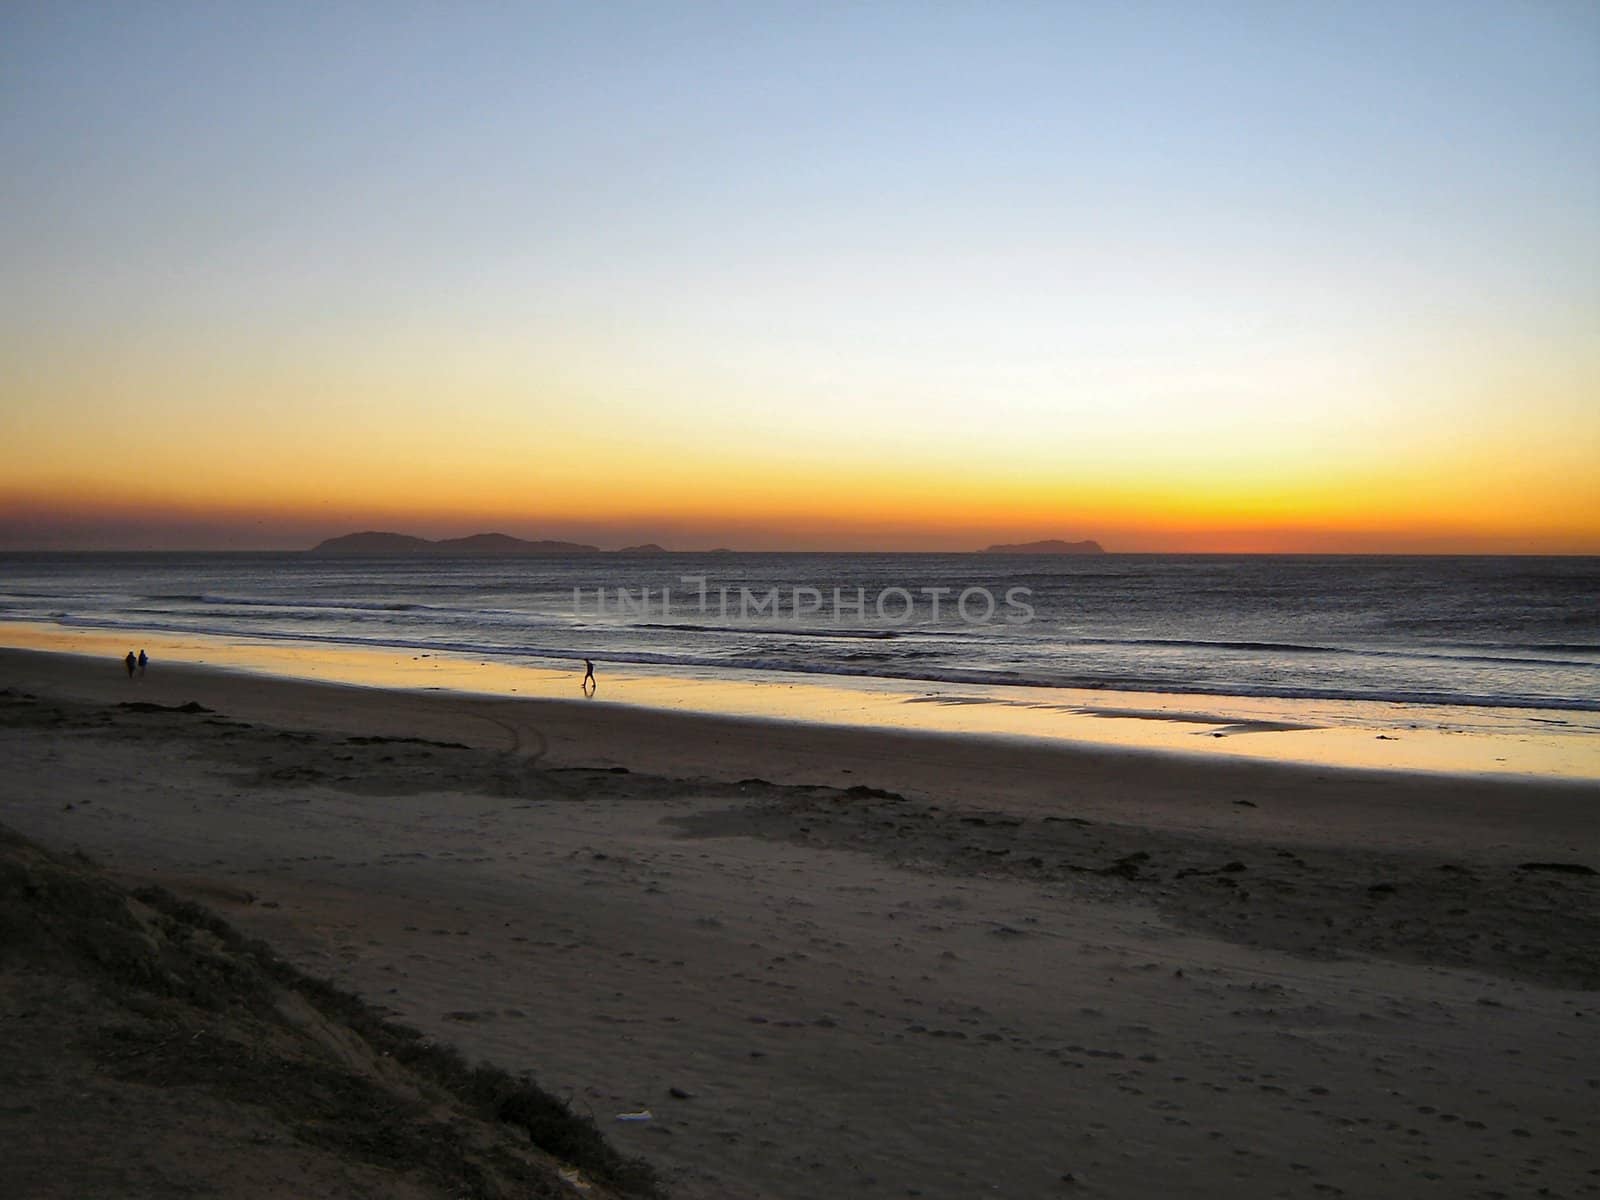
(123, 649, 147, 679)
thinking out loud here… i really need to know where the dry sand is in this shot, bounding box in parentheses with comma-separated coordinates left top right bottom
(1, 647, 1597, 1199)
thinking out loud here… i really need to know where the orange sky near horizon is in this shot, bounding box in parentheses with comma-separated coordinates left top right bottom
(5, 297, 1598, 552)
(7, 328, 1598, 552)
(5, 440, 1597, 553)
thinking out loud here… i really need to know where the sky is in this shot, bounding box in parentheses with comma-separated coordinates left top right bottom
(2, 1, 1597, 552)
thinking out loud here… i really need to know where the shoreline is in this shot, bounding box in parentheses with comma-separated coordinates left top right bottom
(4, 620, 1598, 781)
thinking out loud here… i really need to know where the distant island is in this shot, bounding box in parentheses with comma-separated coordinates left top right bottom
(309, 530, 1107, 555)
(980, 539, 1106, 554)
(310, 531, 604, 556)
(308, 532, 749, 556)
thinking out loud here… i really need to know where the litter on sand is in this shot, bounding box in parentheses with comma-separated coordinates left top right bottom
(556, 1165, 592, 1192)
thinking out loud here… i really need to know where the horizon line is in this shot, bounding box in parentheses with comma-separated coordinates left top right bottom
(5, 547, 1600, 559)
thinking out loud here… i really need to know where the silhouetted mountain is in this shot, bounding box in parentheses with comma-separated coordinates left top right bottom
(434, 532, 600, 554)
(980, 538, 1106, 554)
(613, 543, 668, 554)
(309, 531, 601, 556)
(308, 532, 434, 555)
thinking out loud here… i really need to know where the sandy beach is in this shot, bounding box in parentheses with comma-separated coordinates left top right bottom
(2, 646, 1597, 1198)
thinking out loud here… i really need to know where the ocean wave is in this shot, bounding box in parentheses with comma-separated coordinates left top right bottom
(1079, 637, 1342, 654)
(192, 593, 428, 612)
(637, 622, 901, 640)
(134, 594, 584, 628)
(1481, 641, 1600, 655)
(1068, 636, 1600, 670)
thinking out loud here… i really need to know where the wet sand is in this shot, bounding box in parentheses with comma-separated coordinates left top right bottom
(2, 647, 1597, 1198)
(7, 620, 1597, 780)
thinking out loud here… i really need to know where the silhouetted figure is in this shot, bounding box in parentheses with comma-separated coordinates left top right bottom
(137, 649, 148, 676)
(582, 658, 596, 695)
(124, 651, 137, 679)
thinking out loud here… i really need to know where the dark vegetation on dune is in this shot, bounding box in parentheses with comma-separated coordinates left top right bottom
(0, 822, 661, 1199)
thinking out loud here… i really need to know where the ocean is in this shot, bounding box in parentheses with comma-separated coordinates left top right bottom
(1, 552, 1596, 715)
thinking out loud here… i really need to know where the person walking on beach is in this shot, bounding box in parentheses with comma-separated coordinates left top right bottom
(124, 650, 137, 679)
(137, 649, 148, 677)
(582, 658, 596, 694)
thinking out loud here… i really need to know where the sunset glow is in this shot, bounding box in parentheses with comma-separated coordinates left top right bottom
(3, 3, 1596, 552)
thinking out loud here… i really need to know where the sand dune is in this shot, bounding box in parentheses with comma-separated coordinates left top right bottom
(0, 822, 657, 1200)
